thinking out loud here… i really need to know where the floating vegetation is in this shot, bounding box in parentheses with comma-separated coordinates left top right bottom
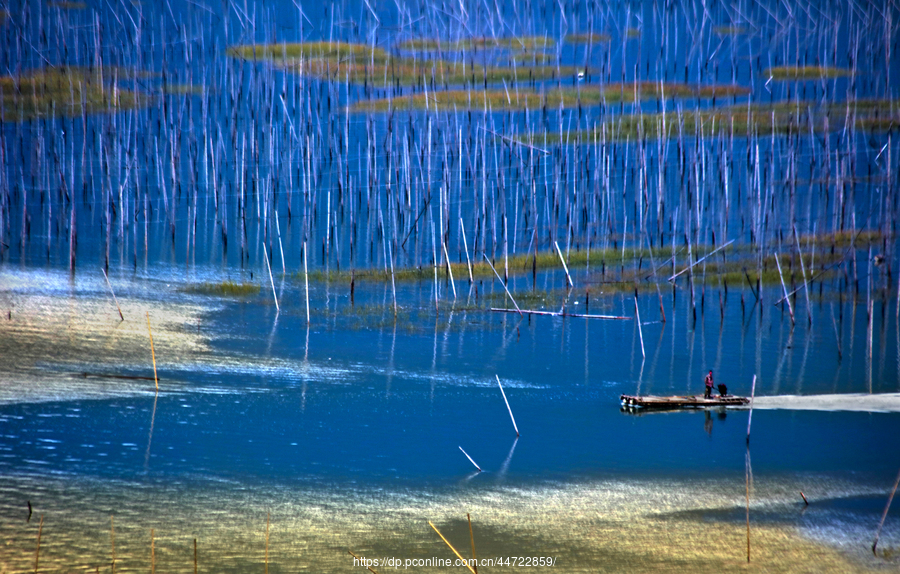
(226, 41, 386, 63)
(161, 83, 205, 96)
(397, 36, 554, 52)
(349, 82, 749, 112)
(229, 41, 573, 87)
(523, 99, 900, 143)
(180, 281, 260, 297)
(766, 65, 852, 80)
(564, 32, 612, 44)
(0, 67, 150, 121)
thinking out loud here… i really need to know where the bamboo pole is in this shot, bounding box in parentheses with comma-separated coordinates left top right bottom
(668, 240, 734, 281)
(483, 255, 522, 316)
(443, 242, 457, 299)
(304, 241, 310, 324)
(873, 467, 900, 555)
(746, 375, 757, 444)
(458, 446, 482, 472)
(490, 308, 631, 320)
(496, 375, 519, 437)
(102, 269, 124, 321)
(146, 312, 158, 392)
(263, 242, 279, 312)
(634, 297, 645, 359)
(460, 218, 473, 283)
(555, 241, 574, 288)
(775, 252, 795, 326)
(428, 521, 478, 574)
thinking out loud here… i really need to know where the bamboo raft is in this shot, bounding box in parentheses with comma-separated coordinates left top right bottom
(620, 394, 750, 410)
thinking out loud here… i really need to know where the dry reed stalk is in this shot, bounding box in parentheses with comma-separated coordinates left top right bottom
(33, 514, 43, 574)
(102, 269, 124, 321)
(428, 521, 477, 574)
(467, 513, 478, 574)
(146, 312, 158, 393)
(496, 375, 519, 437)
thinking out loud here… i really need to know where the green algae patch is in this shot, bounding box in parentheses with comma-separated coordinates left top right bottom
(227, 41, 388, 63)
(180, 281, 261, 297)
(766, 65, 852, 80)
(228, 41, 574, 87)
(522, 99, 900, 143)
(564, 32, 612, 44)
(397, 36, 554, 52)
(348, 82, 749, 113)
(0, 67, 151, 121)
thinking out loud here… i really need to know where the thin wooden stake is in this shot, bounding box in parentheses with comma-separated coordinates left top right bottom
(102, 268, 124, 321)
(33, 514, 43, 574)
(150, 528, 155, 574)
(460, 218, 473, 283)
(304, 241, 310, 324)
(443, 242, 457, 299)
(263, 242, 279, 313)
(668, 240, 734, 281)
(459, 446, 482, 472)
(483, 254, 522, 316)
(873, 467, 900, 555)
(775, 252, 795, 325)
(265, 512, 270, 574)
(146, 312, 158, 393)
(746, 375, 757, 445)
(496, 375, 519, 437)
(555, 241, 574, 288)
(634, 297, 645, 359)
(193, 538, 198, 574)
(428, 521, 478, 574)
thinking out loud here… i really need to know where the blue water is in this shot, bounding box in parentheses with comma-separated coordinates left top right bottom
(1, 0, 900, 568)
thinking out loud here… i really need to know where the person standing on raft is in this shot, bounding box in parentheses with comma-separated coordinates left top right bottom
(704, 370, 714, 398)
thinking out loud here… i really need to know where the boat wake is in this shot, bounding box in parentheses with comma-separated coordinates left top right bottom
(750, 393, 900, 413)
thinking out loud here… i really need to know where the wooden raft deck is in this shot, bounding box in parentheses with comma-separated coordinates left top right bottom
(620, 394, 750, 409)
